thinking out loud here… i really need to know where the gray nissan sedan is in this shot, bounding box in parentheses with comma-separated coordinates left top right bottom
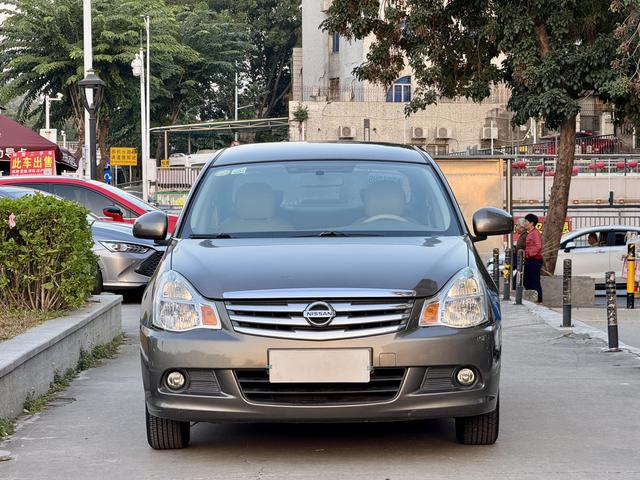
(134, 142, 512, 449)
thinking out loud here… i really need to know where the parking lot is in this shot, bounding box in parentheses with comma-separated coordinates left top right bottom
(2, 300, 639, 480)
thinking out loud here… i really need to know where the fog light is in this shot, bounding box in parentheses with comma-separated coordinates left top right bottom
(456, 368, 476, 386)
(166, 371, 186, 390)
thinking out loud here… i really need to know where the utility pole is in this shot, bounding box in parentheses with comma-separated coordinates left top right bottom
(82, 0, 93, 179)
(234, 63, 239, 142)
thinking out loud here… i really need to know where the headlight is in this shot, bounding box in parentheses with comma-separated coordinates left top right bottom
(153, 270, 221, 332)
(419, 267, 487, 328)
(100, 241, 149, 254)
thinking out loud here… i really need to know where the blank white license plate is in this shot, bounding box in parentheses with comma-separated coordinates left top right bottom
(268, 349, 371, 383)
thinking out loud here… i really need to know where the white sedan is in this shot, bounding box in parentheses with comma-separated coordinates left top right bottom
(555, 225, 640, 281)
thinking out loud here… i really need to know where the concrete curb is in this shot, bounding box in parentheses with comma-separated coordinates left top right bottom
(517, 299, 640, 358)
(0, 294, 122, 419)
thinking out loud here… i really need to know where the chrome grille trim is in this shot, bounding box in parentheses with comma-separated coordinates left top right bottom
(226, 297, 414, 340)
(223, 288, 416, 299)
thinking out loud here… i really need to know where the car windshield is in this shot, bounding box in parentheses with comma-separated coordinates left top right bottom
(180, 161, 461, 238)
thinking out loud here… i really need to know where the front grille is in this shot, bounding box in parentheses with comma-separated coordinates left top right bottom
(225, 299, 414, 340)
(236, 368, 405, 405)
(135, 250, 164, 277)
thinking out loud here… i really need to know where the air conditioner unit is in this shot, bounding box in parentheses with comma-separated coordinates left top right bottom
(320, 0, 333, 12)
(338, 125, 356, 139)
(481, 126, 498, 140)
(311, 87, 320, 96)
(411, 127, 427, 139)
(435, 126, 452, 139)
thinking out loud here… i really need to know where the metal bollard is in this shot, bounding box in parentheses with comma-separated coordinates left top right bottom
(503, 247, 511, 301)
(627, 243, 635, 309)
(492, 248, 500, 288)
(606, 271, 620, 352)
(562, 259, 572, 327)
(515, 249, 524, 305)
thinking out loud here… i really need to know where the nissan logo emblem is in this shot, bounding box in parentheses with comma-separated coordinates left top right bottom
(303, 301, 336, 327)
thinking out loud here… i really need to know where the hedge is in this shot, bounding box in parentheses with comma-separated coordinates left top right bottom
(0, 193, 96, 311)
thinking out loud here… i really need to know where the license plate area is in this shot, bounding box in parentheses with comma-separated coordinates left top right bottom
(268, 349, 371, 383)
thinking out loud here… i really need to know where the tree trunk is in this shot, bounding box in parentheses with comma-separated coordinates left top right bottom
(542, 115, 576, 275)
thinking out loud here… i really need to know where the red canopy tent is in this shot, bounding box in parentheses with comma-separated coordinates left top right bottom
(0, 114, 78, 174)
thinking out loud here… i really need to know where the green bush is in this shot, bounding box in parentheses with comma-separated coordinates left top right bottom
(0, 193, 96, 311)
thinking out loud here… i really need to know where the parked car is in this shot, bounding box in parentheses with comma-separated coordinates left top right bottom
(486, 225, 640, 283)
(0, 176, 179, 233)
(556, 225, 640, 281)
(0, 186, 166, 291)
(134, 142, 513, 449)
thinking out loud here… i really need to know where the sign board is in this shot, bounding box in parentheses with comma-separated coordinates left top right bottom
(10, 150, 56, 176)
(160, 159, 170, 168)
(110, 147, 137, 166)
(513, 216, 572, 241)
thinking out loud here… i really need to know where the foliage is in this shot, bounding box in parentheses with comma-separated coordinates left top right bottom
(0, 194, 96, 311)
(0, 308, 58, 341)
(0, 417, 15, 439)
(292, 104, 309, 123)
(322, 0, 628, 273)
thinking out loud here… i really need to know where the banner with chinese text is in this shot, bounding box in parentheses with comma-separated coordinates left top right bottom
(10, 150, 56, 176)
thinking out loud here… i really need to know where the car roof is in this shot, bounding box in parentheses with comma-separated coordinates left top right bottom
(562, 225, 640, 239)
(210, 142, 430, 167)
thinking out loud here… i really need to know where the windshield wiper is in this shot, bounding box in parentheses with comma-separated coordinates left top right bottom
(189, 233, 233, 239)
(303, 231, 383, 237)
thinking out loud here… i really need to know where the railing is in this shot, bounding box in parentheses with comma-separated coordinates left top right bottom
(292, 84, 510, 104)
(156, 166, 202, 191)
(506, 154, 640, 176)
(449, 134, 622, 156)
(512, 207, 640, 230)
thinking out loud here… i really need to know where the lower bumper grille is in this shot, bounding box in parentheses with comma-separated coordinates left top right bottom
(135, 250, 163, 277)
(235, 368, 405, 405)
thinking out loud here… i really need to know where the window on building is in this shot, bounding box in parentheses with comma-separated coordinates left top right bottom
(386, 76, 412, 103)
(329, 78, 340, 101)
(580, 115, 600, 134)
(332, 32, 340, 53)
(424, 144, 449, 156)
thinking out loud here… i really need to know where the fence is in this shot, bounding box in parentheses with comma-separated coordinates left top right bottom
(156, 166, 202, 191)
(513, 207, 640, 230)
(506, 154, 640, 177)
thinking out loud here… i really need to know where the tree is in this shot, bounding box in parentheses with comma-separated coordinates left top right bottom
(323, 0, 627, 274)
(209, 0, 301, 122)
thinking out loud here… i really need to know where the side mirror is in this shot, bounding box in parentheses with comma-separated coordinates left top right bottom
(564, 241, 576, 252)
(472, 207, 513, 241)
(103, 206, 124, 222)
(133, 210, 168, 241)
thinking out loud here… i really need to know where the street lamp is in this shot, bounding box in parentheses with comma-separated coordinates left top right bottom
(131, 50, 149, 202)
(78, 69, 105, 181)
(44, 92, 63, 130)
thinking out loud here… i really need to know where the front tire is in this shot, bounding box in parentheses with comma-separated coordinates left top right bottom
(146, 407, 190, 449)
(455, 398, 499, 445)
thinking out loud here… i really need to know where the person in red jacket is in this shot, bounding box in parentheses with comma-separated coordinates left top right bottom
(523, 213, 544, 303)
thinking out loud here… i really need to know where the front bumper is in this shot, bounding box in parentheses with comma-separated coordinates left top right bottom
(141, 321, 500, 423)
(95, 247, 162, 289)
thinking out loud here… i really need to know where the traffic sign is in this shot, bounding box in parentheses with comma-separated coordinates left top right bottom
(104, 169, 112, 184)
(110, 147, 137, 166)
(160, 159, 170, 168)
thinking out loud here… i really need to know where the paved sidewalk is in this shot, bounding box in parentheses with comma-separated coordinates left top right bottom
(550, 306, 640, 350)
(1, 301, 640, 479)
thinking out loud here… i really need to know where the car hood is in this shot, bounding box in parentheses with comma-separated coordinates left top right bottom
(170, 236, 470, 299)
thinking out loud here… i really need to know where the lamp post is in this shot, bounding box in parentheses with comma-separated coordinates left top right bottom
(45, 93, 63, 130)
(78, 69, 105, 181)
(131, 50, 149, 202)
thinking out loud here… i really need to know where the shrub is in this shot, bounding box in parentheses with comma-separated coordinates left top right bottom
(0, 193, 96, 311)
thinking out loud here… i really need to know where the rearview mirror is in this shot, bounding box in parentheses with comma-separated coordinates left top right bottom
(472, 207, 513, 241)
(133, 210, 168, 241)
(564, 241, 576, 252)
(103, 206, 124, 222)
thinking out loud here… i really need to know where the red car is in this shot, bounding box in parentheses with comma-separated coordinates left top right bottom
(0, 176, 179, 233)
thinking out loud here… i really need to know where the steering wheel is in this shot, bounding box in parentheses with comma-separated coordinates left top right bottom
(362, 214, 410, 224)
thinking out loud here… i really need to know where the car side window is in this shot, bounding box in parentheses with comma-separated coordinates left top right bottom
(570, 232, 605, 249)
(52, 184, 117, 216)
(612, 231, 633, 247)
(12, 182, 50, 193)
